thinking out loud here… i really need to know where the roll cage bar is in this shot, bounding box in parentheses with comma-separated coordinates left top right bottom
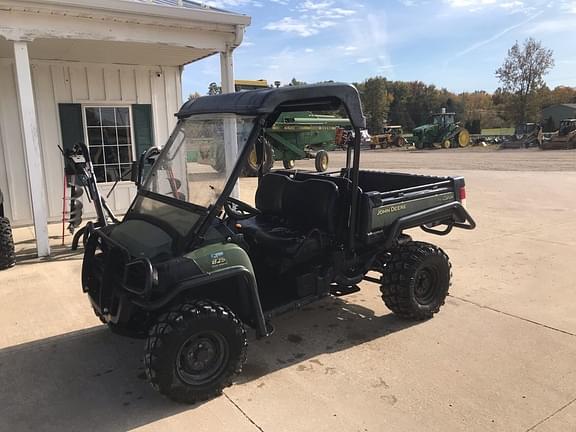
(134, 83, 367, 255)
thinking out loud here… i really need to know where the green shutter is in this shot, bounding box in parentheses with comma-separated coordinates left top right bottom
(132, 104, 154, 159)
(58, 103, 83, 151)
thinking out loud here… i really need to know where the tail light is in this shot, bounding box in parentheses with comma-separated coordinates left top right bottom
(459, 186, 467, 208)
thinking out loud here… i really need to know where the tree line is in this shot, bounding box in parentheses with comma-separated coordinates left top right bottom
(353, 77, 575, 134)
(197, 38, 574, 134)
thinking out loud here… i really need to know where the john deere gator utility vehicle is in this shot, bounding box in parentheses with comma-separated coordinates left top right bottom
(412, 110, 470, 149)
(81, 83, 476, 403)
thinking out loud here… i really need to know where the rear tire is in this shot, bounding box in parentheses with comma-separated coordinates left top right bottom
(457, 129, 471, 148)
(144, 300, 247, 404)
(380, 241, 451, 320)
(315, 150, 329, 172)
(283, 159, 295, 169)
(0, 217, 16, 270)
(243, 137, 274, 177)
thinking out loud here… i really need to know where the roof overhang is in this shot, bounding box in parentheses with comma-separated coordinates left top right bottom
(0, 0, 250, 65)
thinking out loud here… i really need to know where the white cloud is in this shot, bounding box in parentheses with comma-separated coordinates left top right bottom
(264, 0, 356, 37)
(356, 58, 372, 63)
(443, 0, 528, 12)
(203, 0, 260, 8)
(304, 48, 315, 52)
(559, 0, 576, 12)
(264, 17, 336, 37)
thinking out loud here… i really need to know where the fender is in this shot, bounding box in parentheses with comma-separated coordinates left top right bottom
(132, 265, 269, 338)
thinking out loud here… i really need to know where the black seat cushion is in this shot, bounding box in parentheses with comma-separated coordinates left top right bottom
(282, 177, 339, 234)
(255, 173, 291, 215)
(240, 174, 339, 261)
(242, 214, 328, 251)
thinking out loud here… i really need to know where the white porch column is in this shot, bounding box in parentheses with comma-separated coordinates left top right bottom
(12, 40, 50, 257)
(220, 48, 239, 198)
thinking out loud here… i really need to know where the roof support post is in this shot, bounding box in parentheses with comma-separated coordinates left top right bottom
(220, 48, 239, 198)
(13, 40, 50, 257)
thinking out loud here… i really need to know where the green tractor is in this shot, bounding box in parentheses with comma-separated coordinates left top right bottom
(412, 110, 470, 149)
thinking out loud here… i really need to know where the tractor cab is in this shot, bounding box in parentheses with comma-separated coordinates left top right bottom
(515, 122, 540, 138)
(432, 112, 456, 128)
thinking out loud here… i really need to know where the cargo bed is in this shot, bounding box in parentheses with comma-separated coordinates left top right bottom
(277, 169, 474, 246)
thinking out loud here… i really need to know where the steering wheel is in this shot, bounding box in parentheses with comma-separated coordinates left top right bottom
(224, 197, 261, 220)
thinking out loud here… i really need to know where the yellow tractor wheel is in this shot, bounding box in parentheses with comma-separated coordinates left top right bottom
(248, 147, 258, 168)
(442, 139, 451, 149)
(458, 129, 470, 147)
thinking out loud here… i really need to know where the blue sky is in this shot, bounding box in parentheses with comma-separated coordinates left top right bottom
(182, 0, 576, 97)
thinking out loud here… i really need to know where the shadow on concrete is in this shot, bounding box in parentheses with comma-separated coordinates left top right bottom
(0, 294, 415, 431)
(15, 243, 83, 265)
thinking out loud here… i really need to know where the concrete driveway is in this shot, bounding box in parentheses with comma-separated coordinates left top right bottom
(1, 148, 575, 431)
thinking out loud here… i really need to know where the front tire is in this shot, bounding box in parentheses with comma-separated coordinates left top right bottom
(380, 241, 451, 320)
(144, 300, 247, 404)
(0, 217, 16, 270)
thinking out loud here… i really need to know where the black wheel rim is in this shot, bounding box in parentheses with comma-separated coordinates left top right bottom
(176, 331, 229, 386)
(413, 267, 440, 306)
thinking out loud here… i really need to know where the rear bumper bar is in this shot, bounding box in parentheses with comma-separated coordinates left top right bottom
(384, 201, 476, 248)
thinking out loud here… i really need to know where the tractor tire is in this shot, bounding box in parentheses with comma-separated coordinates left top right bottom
(315, 150, 329, 172)
(0, 217, 16, 270)
(283, 159, 295, 169)
(414, 138, 424, 150)
(457, 129, 471, 147)
(380, 241, 451, 320)
(393, 136, 406, 147)
(144, 300, 247, 404)
(441, 139, 451, 149)
(242, 137, 274, 177)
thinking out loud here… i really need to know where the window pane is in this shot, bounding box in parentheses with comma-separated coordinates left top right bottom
(87, 128, 102, 145)
(117, 127, 131, 145)
(120, 164, 132, 181)
(85, 108, 101, 126)
(106, 165, 120, 182)
(102, 128, 117, 146)
(84, 105, 134, 183)
(101, 108, 115, 126)
(118, 146, 132, 163)
(93, 165, 106, 182)
(90, 146, 104, 165)
(104, 146, 119, 164)
(115, 108, 130, 126)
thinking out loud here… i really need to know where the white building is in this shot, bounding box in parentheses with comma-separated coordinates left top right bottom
(0, 0, 250, 256)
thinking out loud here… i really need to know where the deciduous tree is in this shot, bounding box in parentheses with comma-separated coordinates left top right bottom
(495, 38, 554, 123)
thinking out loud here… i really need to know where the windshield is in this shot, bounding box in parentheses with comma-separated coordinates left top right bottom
(141, 114, 256, 209)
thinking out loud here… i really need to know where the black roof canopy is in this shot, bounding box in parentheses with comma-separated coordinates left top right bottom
(177, 82, 366, 128)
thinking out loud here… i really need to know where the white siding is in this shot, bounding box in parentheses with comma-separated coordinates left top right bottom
(0, 58, 181, 226)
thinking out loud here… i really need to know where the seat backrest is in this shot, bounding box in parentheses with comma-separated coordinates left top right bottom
(255, 173, 290, 215)
(282, 178, 339, 234)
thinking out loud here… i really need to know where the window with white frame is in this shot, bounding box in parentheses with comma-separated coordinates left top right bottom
(84, 106, 134, 183)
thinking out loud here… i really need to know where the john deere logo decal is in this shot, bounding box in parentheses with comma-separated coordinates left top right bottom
(210, 251, 227, 267)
